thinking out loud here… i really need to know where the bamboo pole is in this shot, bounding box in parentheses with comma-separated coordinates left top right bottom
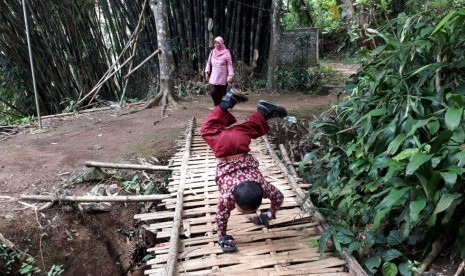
(124, 48, 161, 79)
(77, 52, 134, 107)
(253, 0, 264, 68)
(41, 106, 113, 119)
(262, 136, 368, 276)
(249, 1, 255, 66)
(262, 136, 321, 222)
(20, 194, 170, 202)
(165, 117, 195, 276)
(454, 260, 465, 276)
(85, 161, 173, 171)
(76, 16, 144, 109)
(22, 0, 42, 129)
(279, 144, 298, 177)
(120, 0, 149, 104)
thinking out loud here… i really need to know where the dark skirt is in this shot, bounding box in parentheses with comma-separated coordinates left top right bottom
(209, 84, 228, 106)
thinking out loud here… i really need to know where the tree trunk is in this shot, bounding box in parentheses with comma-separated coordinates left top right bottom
(266, 0, 282, 92)
(335, 0, 354, 23)
(253, 0, 265, 68)
(147, 0, 179, 110)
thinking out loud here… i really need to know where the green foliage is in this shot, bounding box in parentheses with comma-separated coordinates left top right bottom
(141, 253, 154, 262)
(175, 81, 206, 97)
(0, 55, 30, 124)
(1, 243, 62, 275)
(253, 78, 267, 91)
(46, 264, 64, 276)
(278, 60, 315, 91)
(61, 98, 77, 113)
(125, 98, 140, 104)
(282, 0, 342, 33)
(122, 174, 163, 195)
(0, 243, 19, 273)
(302, 9, 465, 274)
(19, 257, 41, 275)
(278, 61, 342, 93)
(406, 0, 465, 14)
(17, 116, 32, 125)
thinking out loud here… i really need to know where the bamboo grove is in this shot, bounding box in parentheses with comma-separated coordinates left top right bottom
(0, 0, 273, 119)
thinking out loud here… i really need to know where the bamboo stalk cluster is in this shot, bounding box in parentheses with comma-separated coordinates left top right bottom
(0, 0, 273, 116)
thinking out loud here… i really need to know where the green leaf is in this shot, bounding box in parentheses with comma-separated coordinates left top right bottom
(442, 198, 462, 225)
(318, 227, 333, 259)
(426, 120, 440, 134)
(410, 64, 434, 76)
(365, 231, 376, 247)
(387, 134, 407, 155)
(365, 256, 382, 274)
(428, 193, 462, 226)
(348, 241, 361, 253)
(386, 230, 405, 246)
(333, 237, 342, 254)
(445, 107, 463, 131)
(308, 239, 318, 248)
(440, 171, 458, 187)
(447, 94, 465, 106)
(393, 148, 418, 162)
(431, 10, 456, 35)
(431, 130, 453, 153)
(406, 152, 432, 175)
(366, 108, 389, 117)
(407, 119, 433, 137)
(372, 45, 386, 55)
(414, 171, 440, 200)
(374, 187, 410, 230)
(409, 199, 426, 222)
(382, 262, 399, 276)
(299, 152, 314, 174)
(456, 151, 465, 167)
(398, 262, 413, 276)
(141, 254, 154, 262)
(375, 187, 411, 210)
(335, 231, 353, 244)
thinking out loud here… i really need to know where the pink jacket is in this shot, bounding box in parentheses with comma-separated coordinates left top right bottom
(205, 50, 234, 86)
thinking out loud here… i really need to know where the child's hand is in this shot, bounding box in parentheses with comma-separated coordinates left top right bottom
(250, 212, 270, 227)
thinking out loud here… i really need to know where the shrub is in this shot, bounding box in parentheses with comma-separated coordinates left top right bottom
(301, 9, 465, 275)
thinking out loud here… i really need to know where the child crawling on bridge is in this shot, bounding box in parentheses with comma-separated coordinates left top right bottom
(200, 86, 287, 253)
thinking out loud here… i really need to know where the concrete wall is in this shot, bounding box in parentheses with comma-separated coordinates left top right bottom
(276, 28, 318, 66)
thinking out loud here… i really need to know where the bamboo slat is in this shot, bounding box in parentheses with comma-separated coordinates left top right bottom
(134, 123, 361, 275)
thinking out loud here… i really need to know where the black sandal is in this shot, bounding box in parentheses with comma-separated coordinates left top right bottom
(219, 234, 236, 253)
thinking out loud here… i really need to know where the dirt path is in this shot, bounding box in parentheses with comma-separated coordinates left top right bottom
(0, 90, 341, 274)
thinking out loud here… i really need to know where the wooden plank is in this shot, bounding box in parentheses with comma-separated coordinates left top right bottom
(186, 268, 350, 276)
(148, 209, 315, 235)
(171, 253, 341, 272)
(149, 240, 318, 265)
(140, 129, 355, 276)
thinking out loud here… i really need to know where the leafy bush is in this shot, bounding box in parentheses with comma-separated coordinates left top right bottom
(0, 243, 19, 273)
(278, 60, 316, 91)
(301, 9, 465, 275)
(278, 61, 343, 93)
(253, 78, 267, 91)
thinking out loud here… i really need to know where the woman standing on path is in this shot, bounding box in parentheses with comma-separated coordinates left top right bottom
(205, 37, 235, 106)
